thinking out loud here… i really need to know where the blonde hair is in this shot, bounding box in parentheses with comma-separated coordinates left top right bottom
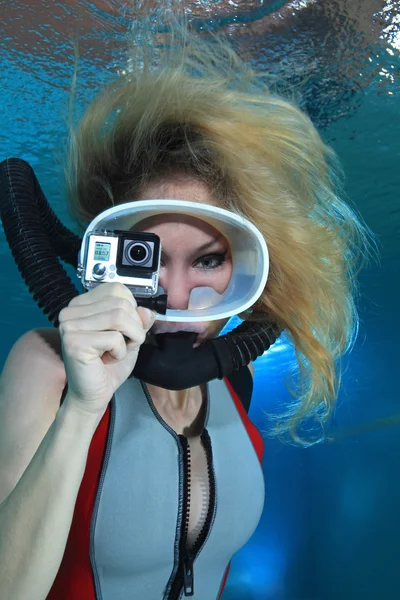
(66, 17, 375, 445)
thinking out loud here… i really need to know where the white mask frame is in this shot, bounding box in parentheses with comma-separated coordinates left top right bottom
(79, 199, 269, 322)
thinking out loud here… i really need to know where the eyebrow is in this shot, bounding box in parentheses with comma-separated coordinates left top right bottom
(161, 236, 225, 259)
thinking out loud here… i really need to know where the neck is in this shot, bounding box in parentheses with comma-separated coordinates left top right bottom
(145, 383, 198, 413)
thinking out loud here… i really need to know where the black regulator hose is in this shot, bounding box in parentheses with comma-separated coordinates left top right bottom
(0, 157, 281, 390)
(0, 158, 81, 325)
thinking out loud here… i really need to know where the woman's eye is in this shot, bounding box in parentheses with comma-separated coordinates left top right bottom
(160, 252, 227, 270)
(194, 253, 227, 270)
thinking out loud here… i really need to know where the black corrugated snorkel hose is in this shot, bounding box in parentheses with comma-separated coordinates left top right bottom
(0, 158, 281, 389)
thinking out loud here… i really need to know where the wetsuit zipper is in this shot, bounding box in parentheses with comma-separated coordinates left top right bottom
(167, 431, 216, 599)
(140, 382, 217, 599)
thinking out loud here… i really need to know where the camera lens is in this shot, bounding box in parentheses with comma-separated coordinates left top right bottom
(126, 242, 149, 265)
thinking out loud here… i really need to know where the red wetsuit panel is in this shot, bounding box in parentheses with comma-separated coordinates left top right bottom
(217, 377, 264, 600)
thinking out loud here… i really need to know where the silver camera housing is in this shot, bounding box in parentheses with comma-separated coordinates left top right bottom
(77, 230, 161, 297)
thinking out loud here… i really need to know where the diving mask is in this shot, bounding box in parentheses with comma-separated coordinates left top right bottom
(78, 199, 269, 322)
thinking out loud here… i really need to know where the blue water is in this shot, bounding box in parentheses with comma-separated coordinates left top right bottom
(1, 2, 399, 599)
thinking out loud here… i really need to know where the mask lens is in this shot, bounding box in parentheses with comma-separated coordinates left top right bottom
(188, 287, 224, 310)
(157, 286, 224, 310)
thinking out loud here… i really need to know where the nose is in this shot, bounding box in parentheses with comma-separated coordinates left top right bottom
(159, 268, 193, 311)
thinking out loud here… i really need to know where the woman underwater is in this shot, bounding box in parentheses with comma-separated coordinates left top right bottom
(0, 17, 371, 600)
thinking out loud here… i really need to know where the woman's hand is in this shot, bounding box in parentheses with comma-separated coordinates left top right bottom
(58, 282, 155, 419)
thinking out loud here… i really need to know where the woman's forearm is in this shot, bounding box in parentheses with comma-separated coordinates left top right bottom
(0, 397, 101, 600)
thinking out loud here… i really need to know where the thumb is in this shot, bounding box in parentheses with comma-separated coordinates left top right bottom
(137, 306, 157, 330)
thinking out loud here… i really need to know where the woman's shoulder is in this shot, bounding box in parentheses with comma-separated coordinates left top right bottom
(31, 327, 64, 360)
(5, 328, 66, 387)
(27, 327, 63, 357)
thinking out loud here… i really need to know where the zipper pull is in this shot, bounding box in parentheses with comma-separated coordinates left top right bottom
(183, 555, 194, 596)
